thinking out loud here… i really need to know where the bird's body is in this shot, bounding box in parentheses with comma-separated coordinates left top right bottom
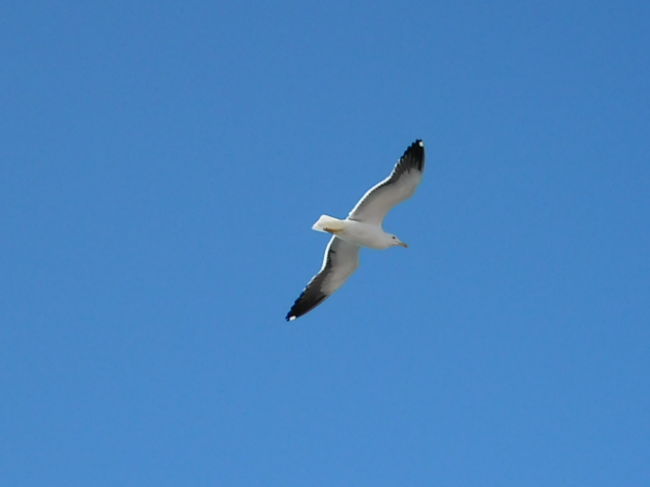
(312, 216, 404, 250)
(286, 139, 425, 321)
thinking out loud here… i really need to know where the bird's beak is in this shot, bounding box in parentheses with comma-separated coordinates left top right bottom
(399, 242, 408, 248)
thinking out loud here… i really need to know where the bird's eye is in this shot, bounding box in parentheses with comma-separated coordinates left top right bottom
(392, 236, 396, 239)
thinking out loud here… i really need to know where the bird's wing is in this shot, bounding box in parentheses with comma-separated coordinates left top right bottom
(348, 139, 425, 226)
(286, 237, 360, 321)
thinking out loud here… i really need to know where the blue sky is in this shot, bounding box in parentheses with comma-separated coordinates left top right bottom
(2, 1, 649, 485)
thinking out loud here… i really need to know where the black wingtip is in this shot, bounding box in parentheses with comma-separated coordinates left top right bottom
(407, 139, 424, 154)
(402, 139, 425, 171)
(285, 291, 328, 323)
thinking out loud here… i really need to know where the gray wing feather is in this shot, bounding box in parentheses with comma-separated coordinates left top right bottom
(348, 139, 425, 226)
(286, 237, 360, 321)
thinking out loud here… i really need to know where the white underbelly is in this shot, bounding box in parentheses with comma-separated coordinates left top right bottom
(339, 220, 387, 249)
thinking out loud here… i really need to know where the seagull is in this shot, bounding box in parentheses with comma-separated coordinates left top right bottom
(286, 139, 425, 321)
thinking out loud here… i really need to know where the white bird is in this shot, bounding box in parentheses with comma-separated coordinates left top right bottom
(286, 139, 425, 321)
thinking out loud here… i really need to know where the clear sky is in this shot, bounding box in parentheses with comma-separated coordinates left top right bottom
(2, 1, 649, 485)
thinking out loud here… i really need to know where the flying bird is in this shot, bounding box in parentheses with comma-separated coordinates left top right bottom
(286, 139, 425, 321)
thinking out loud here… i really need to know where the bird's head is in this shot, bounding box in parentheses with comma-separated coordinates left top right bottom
(390, 234, 408, 248)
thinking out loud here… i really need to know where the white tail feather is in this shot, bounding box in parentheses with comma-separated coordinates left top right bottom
(312, 215, 345, 233)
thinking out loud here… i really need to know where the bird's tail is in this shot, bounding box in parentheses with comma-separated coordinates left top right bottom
(312, 214, 345, 233)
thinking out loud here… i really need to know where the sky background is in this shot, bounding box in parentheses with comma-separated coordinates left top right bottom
(2, 1, 649, 485)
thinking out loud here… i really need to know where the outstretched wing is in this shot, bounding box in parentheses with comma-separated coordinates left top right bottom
(348, 139, 425, 226)
(286, 237, 360, 321)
